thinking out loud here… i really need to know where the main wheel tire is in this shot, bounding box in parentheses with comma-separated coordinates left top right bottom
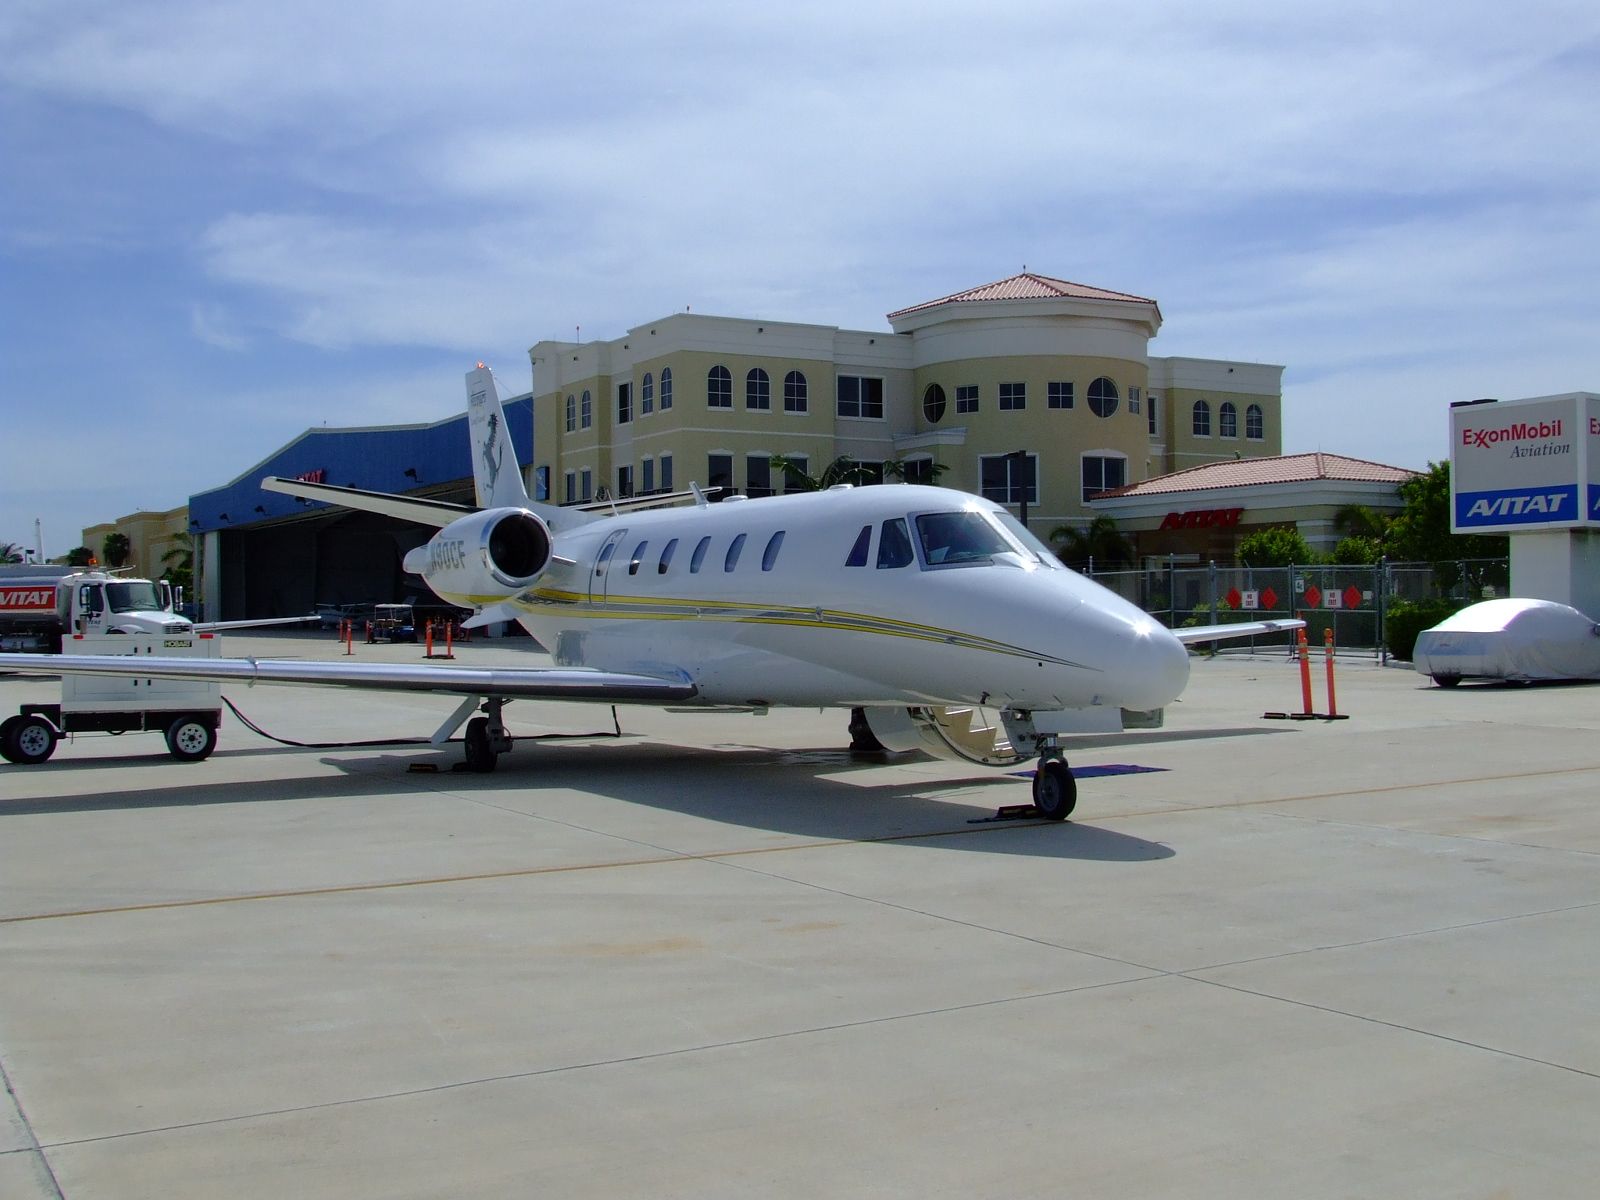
(1032, 760, 1077, 821)
(464, 716, 498, 773)
(7, 715, 59, 765)
(1432, 673, 1462, 688)
(164, 715, 217, 762)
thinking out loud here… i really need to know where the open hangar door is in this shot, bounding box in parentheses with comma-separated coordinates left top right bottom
(219, 510, 428, 620)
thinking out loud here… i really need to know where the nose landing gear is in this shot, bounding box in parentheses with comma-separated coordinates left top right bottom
(1031, 752, 1077, 821)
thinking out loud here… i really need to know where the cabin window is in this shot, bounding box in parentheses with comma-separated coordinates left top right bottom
(627, 541, 649, 575)
(845, 525, 871, 567)
(877, 518, 914, 569)
(724, 533, 747, 572)
(658, 538, 678, 574)
(690, 536, 712, 573)
(762, 531, 785, 571)
(915, 512, 1011, 566)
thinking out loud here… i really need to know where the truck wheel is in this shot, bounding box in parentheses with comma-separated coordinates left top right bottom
(5, 715, 59, 765)
(0, 715, 23, 764)
(165, 715, 217, 763)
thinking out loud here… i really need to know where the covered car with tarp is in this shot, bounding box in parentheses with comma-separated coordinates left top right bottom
(1413, 598, 1600, 686)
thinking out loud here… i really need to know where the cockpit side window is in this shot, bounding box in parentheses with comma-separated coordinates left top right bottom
(915, 512, 1012, 567)
(876, 518, 914, 569)
(845, 525, 871, 567)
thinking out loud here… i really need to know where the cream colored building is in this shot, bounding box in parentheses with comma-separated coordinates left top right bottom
(81, 505, 190, 576)
(528, 273, 1283, 534)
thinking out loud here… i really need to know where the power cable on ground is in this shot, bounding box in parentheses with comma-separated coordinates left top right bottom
(220, 695, 624, 750)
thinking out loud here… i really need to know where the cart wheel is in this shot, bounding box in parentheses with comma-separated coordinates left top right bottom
(0, 715, 24, 764)
(5, 715, 59, 765)
(165, 715, 217, 762)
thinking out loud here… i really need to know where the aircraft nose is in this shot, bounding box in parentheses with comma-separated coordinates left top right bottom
(1117, 623, 1191, 710)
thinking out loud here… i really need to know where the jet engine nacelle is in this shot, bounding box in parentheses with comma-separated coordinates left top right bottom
(402, 508, 553, 606)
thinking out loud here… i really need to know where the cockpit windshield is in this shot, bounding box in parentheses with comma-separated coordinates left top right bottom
(105, 581, 164, 613)
(914, 512, 1016, 566)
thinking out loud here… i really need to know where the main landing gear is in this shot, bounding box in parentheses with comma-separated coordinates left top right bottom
(450, 696, 512, 773)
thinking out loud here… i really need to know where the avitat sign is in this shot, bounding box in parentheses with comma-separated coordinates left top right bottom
(1451, 393, 1600, 533)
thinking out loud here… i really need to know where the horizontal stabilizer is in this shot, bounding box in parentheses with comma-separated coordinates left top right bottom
(262, 477, 473, 528)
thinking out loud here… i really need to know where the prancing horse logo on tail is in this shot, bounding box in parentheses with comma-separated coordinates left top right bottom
(481, 411, 502, 494)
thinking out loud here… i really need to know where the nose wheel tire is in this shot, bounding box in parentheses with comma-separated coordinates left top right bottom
(1032, 759, 1077, 821)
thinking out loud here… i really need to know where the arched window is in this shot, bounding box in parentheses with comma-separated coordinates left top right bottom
(1246, 403, 1264, 440)
(1087, 377, 1119, 418)
(746, 368, 770, 410)
(565, 393, 575, 433)
(784, 370, 808, 413)
(641, 372, 654, 415)
(581, 389, 592, 429)
(1219, 402, 1237, 438)
(707, 365, 731, 408)
(660, 367, 673, 409)
(923, 383, 947, 424)
(1192, 400, 1210, 437)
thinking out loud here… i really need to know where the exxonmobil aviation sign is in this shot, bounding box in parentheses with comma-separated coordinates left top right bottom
(1451, 393, 1600, 532)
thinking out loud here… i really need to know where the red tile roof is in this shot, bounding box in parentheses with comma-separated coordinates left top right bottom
(1101, 453, 1418, 498)
(888, 272, 1158, 320)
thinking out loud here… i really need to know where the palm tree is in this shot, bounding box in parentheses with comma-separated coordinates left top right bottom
(101, 532, 131, 569)
(768, 454, 947, 493)
(160, 532, 194, 592)
(0, 541, 25, 564)
(1050, 516, 1135, 571)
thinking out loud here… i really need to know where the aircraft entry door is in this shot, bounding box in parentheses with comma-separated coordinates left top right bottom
(589, 528, 629, 604)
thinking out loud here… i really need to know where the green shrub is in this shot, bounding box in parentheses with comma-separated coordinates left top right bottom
(1384, 598, 1464, 661)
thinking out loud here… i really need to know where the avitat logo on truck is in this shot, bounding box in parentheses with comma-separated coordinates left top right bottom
(0, 587, 57, 611)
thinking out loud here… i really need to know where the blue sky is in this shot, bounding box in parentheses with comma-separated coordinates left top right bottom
(3, 1, 1597, 558)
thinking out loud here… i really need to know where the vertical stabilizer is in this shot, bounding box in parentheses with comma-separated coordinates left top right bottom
(465, 364, 529, 509)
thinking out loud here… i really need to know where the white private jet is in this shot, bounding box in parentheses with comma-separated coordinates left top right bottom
(3, 366, 1301, 819)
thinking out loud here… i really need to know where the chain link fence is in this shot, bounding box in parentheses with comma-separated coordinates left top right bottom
(1084, 558, 1510, 658)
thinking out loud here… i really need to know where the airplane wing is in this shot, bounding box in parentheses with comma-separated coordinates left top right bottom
(262, 476, 473, 528)
(0, 653, 698, 704)
(1173, 618, 1306, 645)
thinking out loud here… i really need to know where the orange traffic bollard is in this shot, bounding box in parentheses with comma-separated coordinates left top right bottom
(1297, 627, 1313, 716)
(1324, 627, 1339, 718)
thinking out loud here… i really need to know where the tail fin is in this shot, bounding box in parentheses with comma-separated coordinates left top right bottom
(465, 364, 530, 509)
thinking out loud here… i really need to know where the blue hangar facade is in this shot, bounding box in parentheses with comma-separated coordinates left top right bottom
(189, 393, 534, 621)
